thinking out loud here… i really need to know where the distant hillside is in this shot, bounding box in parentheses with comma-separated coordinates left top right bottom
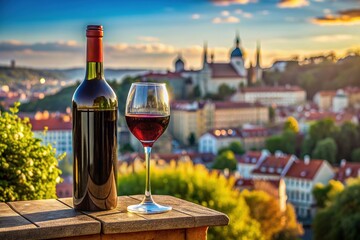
(0, 66, 148, 84)
(20, 77, 139, 112)
(263, 55, 360, 99)
(20, 84, 78, 112)
(0, 66, 66, 84)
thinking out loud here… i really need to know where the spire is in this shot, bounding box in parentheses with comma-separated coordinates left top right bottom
(235, 30, 240, 48)
(256, 41, 261, 68)
(210, 50, 214, 63)
(203, 41, 208, 66)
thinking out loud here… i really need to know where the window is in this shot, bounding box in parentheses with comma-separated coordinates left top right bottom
(306, 193, 310, 202)
(301, 192, 305, 201)
(261, 167, 266, 172)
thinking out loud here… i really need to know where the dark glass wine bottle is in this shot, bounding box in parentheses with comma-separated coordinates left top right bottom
(72, 25, 118, 211)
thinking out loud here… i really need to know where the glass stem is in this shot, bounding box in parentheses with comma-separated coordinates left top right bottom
(143, 146, 153, 203)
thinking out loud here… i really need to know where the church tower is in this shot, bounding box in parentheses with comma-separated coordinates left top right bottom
(230, 32, 246, 77)
(200, 41, 211, 96)
(174, 53, 185, 72)
(255, 41, 263, 82)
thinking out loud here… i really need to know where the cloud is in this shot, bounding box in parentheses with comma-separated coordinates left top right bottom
(137, 36, 160, 42)
(212, 0, 257, 6)
(221, 10, 230, 16)
(0, 40, 81, 52)
(243, 12, 253, 18)
(192, 14, 201, 20)
(311, 34, 354, 42)
(311, 9, 360, 26)
(213, 16, 240, 24)
(278, 0, 309, 8)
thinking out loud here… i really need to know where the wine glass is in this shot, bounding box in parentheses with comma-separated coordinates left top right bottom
(125, 82, 172, 214)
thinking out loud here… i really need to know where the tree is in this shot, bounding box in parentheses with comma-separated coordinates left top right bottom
(118, 161, 302, 240)
(309, 118, 339, 144)
(265, 135, 284, 154)
(283, 116, 299, 133)
(351, 148, 360, 162)
(269, 106, 275, 123)
(335, 122, 360, 161)
(120, 143, 134, 154)
(313, 178, 360, 240)
(193, 85, 201, 99)
(118, 161, 264, 240)
(212, 150, 237, 171)
(188, 132, 196, 146)
(312, 180, 344, 208)
(281, 131, 297, 155)
(217, 83, 236, 99)
(218, 141, 245, 155)
(0, 103, 64, 202)
(312, 138, 338, 163)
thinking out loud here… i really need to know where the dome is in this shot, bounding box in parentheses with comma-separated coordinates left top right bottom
(231, 47, 243, 58)
(175, 57, 184, 64)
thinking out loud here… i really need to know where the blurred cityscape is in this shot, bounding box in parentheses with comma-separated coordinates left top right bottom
(1, 0, 360, 239)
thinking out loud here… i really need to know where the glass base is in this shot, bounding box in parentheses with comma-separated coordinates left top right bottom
(127, 201, 172, 214)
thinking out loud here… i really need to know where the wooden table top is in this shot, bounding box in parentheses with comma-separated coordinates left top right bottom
(0, 195, 229, 240)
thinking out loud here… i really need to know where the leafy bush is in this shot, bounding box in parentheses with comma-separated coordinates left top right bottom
(118, 161, 302, 240)
(0, 103, 64, 201)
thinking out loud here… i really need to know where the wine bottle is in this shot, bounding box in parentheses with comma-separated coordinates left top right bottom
(72, 25, 118, 211)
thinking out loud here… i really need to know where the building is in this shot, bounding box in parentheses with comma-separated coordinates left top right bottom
(334, 160, 360, 183)
(269, 60, 298, 72)
(237, 151, 334, 218)
(313, 90, 336, 111)
(29, 111, 72, 155)
(199, 128, 241, 154)
(198, 126, 269, 154)
(231, 86, 306, 107)
(332, 89, 349, 112)
(170, 100, 269, 144)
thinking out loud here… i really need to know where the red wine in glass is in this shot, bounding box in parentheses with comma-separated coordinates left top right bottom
(125, 82, 172, 214)
(125, 114, 170, 147)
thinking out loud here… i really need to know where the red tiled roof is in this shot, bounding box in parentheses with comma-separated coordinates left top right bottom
(335, 162, 360, 182)
(344, 86, 360, 94)
(300, 111, 355, 124)
(318, 91, 336, 97)
(240, 128, 269, 138)
(252, 155, 291, 175)
(209, 63, 243, 78)
(285, 159, 324, 180)
(237, 151, 263, 164)
(30, 118, 72, 131)
(241, 86, 304, 93)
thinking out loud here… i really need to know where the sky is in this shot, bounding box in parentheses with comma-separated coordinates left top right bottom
(0, 0, 359, 70)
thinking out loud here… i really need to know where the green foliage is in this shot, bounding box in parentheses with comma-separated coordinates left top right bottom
(0, 103, 64, 201)
(218, 141, 245, 155)
(212, 150, 237, 171)
(118, 161, 264, 240)
(266, 130, 297, 155)
(193, 84, 201, 99)
(118, 161, 302, 240)
(218, 83, 236, 97)
(283, 116, 299, 133)
(269, 106, 275, 123)
(120, 143, 134, 154)
(312, 180, 344, 208)
(312, 137, 337, 163)
(58, 155, 72, 177)
(188, 132, 196, 146)
(244, 190, 303, 240)
(313, 178, 360, 240)
(351, 148, 360, 162)
(335, 122, 360, 161)
(263, 56, 360, 99)
(0, 66, 65, 85)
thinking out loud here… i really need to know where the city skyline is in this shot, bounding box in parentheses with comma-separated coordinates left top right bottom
(0, 0, 359, 69)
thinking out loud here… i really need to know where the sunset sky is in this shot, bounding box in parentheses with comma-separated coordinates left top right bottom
(0, 0, 359, 70)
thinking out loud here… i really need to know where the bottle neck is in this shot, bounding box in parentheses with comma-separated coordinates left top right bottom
(85, 62, 104, 80)
(86, 36, 104, 80)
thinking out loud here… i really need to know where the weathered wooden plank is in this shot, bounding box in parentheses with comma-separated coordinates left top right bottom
(0, 202, 38, 240)
(8, 199, 101, 239)
(101, 228, 186, 240)
(185, 227, 208, 240)
(130, 195, 229, 227)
